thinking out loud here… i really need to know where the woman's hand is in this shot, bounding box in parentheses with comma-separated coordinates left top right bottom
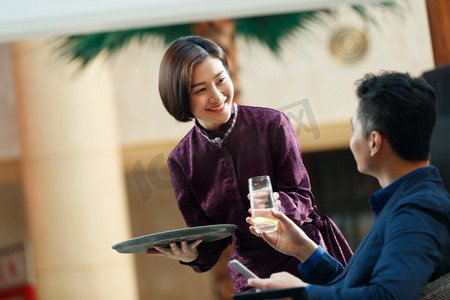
(246, 209, 317, 262)
(146, 238, 203, 263)
(248, 272, 308, 290)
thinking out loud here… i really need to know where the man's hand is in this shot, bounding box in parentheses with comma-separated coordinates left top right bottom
(246, 209, 317, 262)
(248, 272, 308, 290)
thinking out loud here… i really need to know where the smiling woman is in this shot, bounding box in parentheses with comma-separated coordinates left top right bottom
(146, 35, 353, 294)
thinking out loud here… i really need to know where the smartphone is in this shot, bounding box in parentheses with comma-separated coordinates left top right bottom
(228, 259, 259, 279)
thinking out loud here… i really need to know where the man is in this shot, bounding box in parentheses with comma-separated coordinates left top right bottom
(247, 71, 450, 299)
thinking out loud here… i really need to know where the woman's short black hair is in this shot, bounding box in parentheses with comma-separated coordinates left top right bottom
(158, 36, 229, 122)
(355, 71, 438, 161)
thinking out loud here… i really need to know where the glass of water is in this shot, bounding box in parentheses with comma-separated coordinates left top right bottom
(248, 175, 278, 233)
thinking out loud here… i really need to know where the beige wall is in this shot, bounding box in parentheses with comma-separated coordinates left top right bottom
(238, 4, 434, 124)
(0, 1, 435, 299)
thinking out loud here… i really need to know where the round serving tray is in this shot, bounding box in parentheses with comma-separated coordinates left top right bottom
(112, 224, 237, 253)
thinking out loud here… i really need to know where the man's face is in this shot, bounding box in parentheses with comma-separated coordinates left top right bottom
(350, 112, 372, 175)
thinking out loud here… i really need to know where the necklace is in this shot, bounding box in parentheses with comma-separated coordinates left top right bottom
(198, 102, 238, 143)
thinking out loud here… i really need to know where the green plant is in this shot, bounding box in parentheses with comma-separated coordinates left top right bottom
(57, 2, 404, 68)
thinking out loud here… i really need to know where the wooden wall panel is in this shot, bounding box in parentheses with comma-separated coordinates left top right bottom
(426, 0, 450, 66)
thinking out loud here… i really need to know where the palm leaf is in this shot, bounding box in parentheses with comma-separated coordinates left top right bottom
(236, 10, 330, 54)
(56, 2, 403, 67)
(350, 1, 405, 28)
(57, 24, 192, 67)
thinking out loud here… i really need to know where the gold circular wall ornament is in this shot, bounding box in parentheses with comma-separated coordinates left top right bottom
(329, 26, 369, 64)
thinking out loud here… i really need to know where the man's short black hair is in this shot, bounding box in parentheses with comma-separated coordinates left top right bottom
(355, 71, 438, 161)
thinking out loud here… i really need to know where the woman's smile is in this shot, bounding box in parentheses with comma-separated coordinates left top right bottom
(207, 100, 227, 112)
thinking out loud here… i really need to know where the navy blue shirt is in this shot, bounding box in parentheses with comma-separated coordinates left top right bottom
(369, 166, 433, 217)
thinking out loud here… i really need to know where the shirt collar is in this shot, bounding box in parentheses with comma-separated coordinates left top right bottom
(195, 103, 237, 143)
(369, 166, 433, 216)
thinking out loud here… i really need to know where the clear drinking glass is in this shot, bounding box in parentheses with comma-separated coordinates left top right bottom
(248, 175, 278, 233)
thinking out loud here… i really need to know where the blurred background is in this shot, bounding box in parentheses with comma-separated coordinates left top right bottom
(0, 0, 449, 299)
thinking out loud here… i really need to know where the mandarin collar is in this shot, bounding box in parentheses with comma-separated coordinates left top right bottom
(195, 102, 237, 142)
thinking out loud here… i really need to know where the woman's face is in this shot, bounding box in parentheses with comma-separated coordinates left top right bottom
(189, 56, 234, 131)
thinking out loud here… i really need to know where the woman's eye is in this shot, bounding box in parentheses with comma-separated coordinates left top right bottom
(217, 77, 225, 84)
(194, 88, 205, 94)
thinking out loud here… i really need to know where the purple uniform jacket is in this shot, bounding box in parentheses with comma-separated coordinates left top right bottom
(167, 104, 352, 293)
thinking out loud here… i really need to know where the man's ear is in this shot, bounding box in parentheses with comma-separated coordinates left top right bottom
(369, 131, 383, 156)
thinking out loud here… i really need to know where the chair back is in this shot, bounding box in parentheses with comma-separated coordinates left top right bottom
(422, 272, 450, 300)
